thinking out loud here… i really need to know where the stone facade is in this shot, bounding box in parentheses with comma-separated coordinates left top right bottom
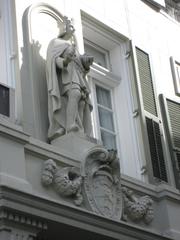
(0, 0, 179, 239)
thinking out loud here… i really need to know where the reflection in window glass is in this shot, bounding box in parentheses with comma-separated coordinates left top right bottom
(95, 85, 116, 150)
(96, 85, 112, 108)
(84, 42, 108, 68)
(101, 130, 116, 150)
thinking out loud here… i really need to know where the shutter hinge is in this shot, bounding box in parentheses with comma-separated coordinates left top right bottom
(141, 165, 147, 175)
(132, 109, 139, 118)
(125, 50, 132, 59)
(173, 147, 180, 153)
(9, 52, 17, 60)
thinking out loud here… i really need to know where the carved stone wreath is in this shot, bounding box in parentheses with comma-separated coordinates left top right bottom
(122, 187, 154, 224)
(41, 159, 83, 206)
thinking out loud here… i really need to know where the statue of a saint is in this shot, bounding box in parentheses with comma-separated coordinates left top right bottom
(46, 17, 93, 141)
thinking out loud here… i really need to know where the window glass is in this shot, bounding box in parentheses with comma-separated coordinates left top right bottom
(98, 107, 114, 131)
(96, 85, 112, 108)
(95, 85, 116, 150)
(84, 42, 108, 68)
(101, 130, 116, 150)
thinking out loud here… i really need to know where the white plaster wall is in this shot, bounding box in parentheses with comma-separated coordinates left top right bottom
(13, 0, 180, 101)
(126, 0, 180, 98)
(12, 0, 180, 180)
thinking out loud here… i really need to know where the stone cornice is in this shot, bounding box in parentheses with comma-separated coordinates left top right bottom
(121, 174, 180, 202)
(0, 118, 29, 144)
(0, 209, 47, 230)
(0, 186, 172, 240)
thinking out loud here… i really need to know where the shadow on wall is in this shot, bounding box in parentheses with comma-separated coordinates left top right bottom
(20, 39, 48, 142)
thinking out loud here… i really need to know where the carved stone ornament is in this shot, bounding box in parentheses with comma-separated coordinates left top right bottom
(81, 147, 122, 220)
(122, 187, 154, 224)
(41, 159, 83, 206)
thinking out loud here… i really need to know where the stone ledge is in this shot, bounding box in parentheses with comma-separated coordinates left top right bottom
(0, 117, 179, 204)
(0, 186, 173, 240)
(0, 118, 29, 144)
(121, 174, 180, 202)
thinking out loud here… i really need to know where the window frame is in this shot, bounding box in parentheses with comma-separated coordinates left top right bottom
(170, 56, 180, 96)
(84, 39, 111, 71)
(90, 79, 118, 149)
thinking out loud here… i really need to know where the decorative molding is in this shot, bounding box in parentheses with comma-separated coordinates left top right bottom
(41, 159, 83, 206)
(170, 56, 180, 96)
(165, 0, 180, 22)
(0, 209, 47, 230)
(82, 147, 122, 220)
(122, 187, 154, 224)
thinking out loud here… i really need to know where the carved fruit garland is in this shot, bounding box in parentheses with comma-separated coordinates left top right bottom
(41, 159, 83, 206)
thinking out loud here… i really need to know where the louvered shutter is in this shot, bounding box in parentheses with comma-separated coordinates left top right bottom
(136, 47, 157, 117)
(136, 47, 168, 182)
(160, 95, 180, 188)
(146, 117, 167, 182)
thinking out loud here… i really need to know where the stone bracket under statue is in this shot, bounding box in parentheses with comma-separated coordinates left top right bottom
(41, 145, 154, 224)
(51, 132, 102, 162)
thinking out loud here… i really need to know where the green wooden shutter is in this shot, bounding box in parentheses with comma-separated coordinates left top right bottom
(136, 47, 157, 117)
(136, 47, 168, 182)
(146, 117, 167, 182)
(160, 95, 180, 188)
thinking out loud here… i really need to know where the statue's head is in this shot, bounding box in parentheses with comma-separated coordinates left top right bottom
(58, 16, 75, 40)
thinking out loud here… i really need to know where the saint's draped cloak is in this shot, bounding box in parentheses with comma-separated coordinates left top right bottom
(46, 38, 69, 138)
(46, 38, 93, 139)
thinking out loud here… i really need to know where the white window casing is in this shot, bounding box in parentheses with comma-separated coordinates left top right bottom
(82, 13, 147, 180)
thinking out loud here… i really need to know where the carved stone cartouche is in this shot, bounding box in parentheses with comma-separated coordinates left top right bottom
(81, 147, 122, 220)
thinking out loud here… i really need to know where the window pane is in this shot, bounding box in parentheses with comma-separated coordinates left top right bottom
(0, 85, 9, 117)
(98, 107, 114, 131)
(84, 43, 107, 68)
(101, 130, 116, 150)
(96, 86, 112, 109)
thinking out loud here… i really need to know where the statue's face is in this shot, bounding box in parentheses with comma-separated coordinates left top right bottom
(63, 23, 75, 40)
(58, 17, 75, 40)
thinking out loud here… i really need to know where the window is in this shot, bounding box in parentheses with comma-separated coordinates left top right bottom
(165, 0, 180, 22)
(142, 0, 165, 8)
(170, 57, 180, 96)
(84, 40, 110, 69)
(0, 83, 15, 122)
(160, 95, 180, 189)
(95, 84, 116, 149)
(82, 16, 121, 151)
(131, 45, 168, 183)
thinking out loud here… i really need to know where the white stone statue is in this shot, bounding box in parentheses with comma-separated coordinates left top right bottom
(46, 17, 93, 141)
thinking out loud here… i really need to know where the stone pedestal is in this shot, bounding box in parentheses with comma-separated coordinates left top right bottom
(51, 132, 102, 162)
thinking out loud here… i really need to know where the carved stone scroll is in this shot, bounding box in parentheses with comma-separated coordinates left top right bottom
(81, 147, 122, 220)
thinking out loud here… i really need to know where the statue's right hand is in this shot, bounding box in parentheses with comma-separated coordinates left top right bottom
(63, 46, 75, 66)
(63, 57, 72, 67)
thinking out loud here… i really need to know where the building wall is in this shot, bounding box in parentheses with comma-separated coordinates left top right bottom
(0, 0, 180, 239)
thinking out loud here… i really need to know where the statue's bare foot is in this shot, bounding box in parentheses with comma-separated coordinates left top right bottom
(56, 128, 66, 136)
(50, 128, 65, 141)
(67, 124, 79, 133)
